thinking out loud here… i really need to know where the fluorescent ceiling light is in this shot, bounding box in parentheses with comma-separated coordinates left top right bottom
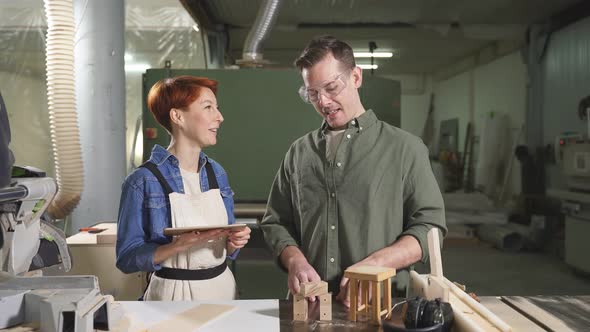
(125, 63, 150, 72)
(358, 64, 378, 70)
(192, 24, 200, 32)
(354, 52, 393, 58)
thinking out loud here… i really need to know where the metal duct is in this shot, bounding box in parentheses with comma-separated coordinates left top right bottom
(43, 0, 84, 219)
(240, 0, 282, 65)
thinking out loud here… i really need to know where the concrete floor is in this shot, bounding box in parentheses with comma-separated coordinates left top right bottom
(234, 241, 590, 299)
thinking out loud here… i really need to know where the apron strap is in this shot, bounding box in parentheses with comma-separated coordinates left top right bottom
(155, 261, 227, 281)
(140, 161, 174, 195)
(204, 162, 219, 189)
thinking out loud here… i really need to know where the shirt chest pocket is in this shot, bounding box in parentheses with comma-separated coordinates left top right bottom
(293, 167, 325, 219)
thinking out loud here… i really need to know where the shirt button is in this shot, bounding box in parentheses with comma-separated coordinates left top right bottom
(336, 162, 342, 167)
(359, 127, 363, 131)
(331, 225, 336, 230)
(346, 134, 351, 139)
(331, 192, 335, 197)
(351, 120, 356, 125)
(330, 258, 335, 263)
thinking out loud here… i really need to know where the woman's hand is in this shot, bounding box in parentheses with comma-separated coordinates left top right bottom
(227, 226, 251, 252)
(154, 229, 228, 264)
(172, 229, 228, 253)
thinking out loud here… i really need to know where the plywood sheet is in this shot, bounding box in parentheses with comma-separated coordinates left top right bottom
(146, 303, 236, 331)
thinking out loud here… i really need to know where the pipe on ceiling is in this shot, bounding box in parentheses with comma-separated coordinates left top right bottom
(240, 0, 282, 65)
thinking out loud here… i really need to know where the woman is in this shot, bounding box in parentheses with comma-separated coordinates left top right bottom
(116, 76, 251, 301)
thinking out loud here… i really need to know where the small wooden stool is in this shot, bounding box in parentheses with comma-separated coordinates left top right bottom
(344, 265, 396, 325)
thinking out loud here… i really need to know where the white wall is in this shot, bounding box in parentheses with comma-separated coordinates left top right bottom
(0, 71, 53, 176)
(401, 51, 527, 198)
(472, 52, 526, 198)
(394, 74, 433, 137)
(433, 71, 472, 153)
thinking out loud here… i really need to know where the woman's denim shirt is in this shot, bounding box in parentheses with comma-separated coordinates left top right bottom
(116, 144, 238, 274)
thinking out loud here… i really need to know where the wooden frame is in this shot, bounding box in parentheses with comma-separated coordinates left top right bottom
(343, 265, 396, 325)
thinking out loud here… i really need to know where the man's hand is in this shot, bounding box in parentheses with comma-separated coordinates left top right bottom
(281, 246, 321, 301)
(227, 226, 251, 252)
(336, 256, 379, 307)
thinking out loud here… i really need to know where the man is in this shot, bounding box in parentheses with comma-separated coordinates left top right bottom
(259, 36, 446, 306)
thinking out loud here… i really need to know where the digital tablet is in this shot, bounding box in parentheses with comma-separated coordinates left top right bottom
(163, 223, 248, 236)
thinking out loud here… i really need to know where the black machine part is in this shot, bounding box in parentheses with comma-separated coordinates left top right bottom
(405, 297, 454, 332)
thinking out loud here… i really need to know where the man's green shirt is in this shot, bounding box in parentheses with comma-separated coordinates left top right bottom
(259, 110, 446, 292)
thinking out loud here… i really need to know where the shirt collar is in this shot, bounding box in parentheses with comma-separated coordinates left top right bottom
(149, 144, 209, 168)
(320, 109, 378, 136)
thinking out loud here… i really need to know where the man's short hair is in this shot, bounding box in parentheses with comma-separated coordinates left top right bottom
(294, 35, 356, 71)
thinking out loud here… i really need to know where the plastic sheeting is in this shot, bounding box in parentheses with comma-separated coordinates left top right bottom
(0, 0, 206, 222)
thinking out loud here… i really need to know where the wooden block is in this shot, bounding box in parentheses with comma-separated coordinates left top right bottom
(293, 294, 307, 321)
(343, 266, 396, 281)
(319, 293, 332, 321)
(299, 281, 328, 297)
(408, 271, 449, 301)
(96, 226, 117, 244)
(427, 227, 443, 277)
(428, 275, 450, 302)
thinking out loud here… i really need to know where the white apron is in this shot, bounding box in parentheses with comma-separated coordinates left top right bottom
(144, 170, 237, 301)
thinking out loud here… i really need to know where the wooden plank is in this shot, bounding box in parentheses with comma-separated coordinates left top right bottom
(293, 294, 307, 321)
(427, 227, 443, 277)
(147, 303, 235, 331)
(448, 291, 493, 332)
(502, 296, 577, 332)
(319, 293, 332, 321)
(299, 281, 328, 297)
(480, 297, 544, 332)
(343, 266, 395, 281)
(443, 277, 511, 332)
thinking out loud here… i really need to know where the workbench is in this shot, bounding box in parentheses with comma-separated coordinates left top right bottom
(276, 296, 590, 331)
(3, 296, 588, 331)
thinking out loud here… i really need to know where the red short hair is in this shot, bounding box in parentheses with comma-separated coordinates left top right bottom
(147, 76, 218, 133)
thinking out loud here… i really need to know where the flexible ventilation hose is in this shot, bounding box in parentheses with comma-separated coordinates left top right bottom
(242, 0, 282, 62)
(43, 0, 83, 219)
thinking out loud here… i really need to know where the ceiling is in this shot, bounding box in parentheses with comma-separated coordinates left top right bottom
(183, 0, 583, 75)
